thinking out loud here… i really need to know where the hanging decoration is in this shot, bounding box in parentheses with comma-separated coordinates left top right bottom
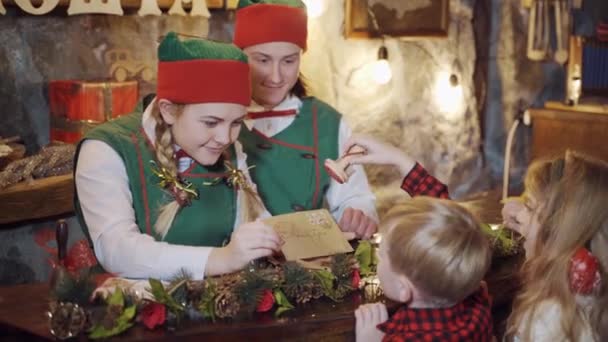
(2, 0, 211, 16)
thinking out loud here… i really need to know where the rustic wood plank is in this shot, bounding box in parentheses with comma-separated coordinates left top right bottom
(0, 174, 74, 226)
(529, 108, 608, 162)
(544, 100, 608, 115)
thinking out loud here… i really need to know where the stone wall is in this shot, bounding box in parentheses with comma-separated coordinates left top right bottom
(300, 0, 484, 215)
(0, 12, 211, 284)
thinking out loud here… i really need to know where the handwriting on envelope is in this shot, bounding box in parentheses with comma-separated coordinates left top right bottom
(263, 209, 353, 261)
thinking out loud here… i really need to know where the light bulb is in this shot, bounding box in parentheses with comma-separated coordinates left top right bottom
(434, 70, 464, 118)
(303, 0, 325, 18)
(372, 59, 392, 84)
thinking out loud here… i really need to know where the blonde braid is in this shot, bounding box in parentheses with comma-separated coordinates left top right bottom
(223, 154, 265, 224)
(240, 184, 265, 223)
(150, 100, 183, 239)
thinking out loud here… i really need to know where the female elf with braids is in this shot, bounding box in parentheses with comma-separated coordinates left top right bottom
(74, 33, 281, 281)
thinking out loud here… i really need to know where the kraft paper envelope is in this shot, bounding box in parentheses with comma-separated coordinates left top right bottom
(263, 209, 353, 261)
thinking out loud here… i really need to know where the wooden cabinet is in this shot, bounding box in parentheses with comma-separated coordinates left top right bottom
(529, 102, 608, 162)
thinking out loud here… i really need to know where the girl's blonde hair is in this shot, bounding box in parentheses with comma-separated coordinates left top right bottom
(150, 100, 264, 239)
(383, 197, 492, 304)
(506, 151, 608, 341)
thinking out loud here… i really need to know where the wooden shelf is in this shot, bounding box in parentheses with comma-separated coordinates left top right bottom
(544, 100, 608, 115)
(0, 174, 74, 226)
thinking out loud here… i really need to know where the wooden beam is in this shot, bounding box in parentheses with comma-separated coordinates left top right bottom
(3, 0, 226, 10)
(0, 174, 74, 226)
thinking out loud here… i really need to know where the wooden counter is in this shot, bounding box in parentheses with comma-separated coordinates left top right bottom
(0, 256, 520, 341)
(0, 193, 522, 341)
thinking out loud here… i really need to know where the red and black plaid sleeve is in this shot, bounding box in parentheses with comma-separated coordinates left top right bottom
(400, 162, 450, 199)
(378, 286, 493, 342)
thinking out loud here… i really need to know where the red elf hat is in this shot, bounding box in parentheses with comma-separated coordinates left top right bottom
(157, 32, 251, 106)
(233, 0, 308, 50)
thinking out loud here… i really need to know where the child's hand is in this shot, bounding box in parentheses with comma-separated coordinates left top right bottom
(339, 207, 378, 240)
(344, 135, 415, 176)
(355, 302, 388, 342)
(501, 198, 525, 234)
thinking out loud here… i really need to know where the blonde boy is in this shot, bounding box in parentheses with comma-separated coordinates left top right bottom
(355, 197, 493, 342)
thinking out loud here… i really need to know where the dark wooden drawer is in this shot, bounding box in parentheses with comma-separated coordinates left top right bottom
(530, 108, 608, 162)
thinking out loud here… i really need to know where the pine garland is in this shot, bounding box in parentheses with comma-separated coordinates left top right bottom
(233, 267, 277, 314)
(47, 228, 519, 339)
(50, 267, 96, 305)
(47, 250, 364, 340)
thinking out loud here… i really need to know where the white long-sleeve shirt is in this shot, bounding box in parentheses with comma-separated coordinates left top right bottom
(513, 298, 597, 341)
(76, 102, 265, 281)
(245, 96, 378, 224)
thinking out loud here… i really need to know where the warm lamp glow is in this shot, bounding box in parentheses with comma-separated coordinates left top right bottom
(345, 45, 393, 87)
(303, 0, 325, 18)
(489, 224, 500, 231)
(434, 70, 464, 118)
(372, 59, 392, 84)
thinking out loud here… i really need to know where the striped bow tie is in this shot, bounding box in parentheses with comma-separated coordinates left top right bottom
(247, 109, 297, 119)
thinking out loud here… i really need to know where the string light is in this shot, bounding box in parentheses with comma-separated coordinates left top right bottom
(367, 6, 392, 85)
(434, 70, 464, 118)
(303, 0, 325, 18)
(372, 45, 392, 84)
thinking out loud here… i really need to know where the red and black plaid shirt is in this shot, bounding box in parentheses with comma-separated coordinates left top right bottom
(401, 162, 450, 199)
(378, 286, 493, 342)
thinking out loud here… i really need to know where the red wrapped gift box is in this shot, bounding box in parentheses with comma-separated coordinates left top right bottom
(49, 80, 139, 144)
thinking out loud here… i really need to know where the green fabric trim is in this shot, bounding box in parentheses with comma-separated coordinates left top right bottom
(239, 97, 340, 215)
(159, 32, 248, 63)
(237, 0, 305, 9)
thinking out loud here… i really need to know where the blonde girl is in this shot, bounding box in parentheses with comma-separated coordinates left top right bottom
(503, 151, 608, 341)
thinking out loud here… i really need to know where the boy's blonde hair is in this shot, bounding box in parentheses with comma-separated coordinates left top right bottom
(383, 197, 491, 304)
(506, 151, 608, 341)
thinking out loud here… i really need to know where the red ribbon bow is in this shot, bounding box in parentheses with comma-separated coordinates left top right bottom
(247, 109, 297, 120)
(569, 247, 601, 295)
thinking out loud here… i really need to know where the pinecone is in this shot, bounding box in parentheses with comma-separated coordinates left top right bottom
(212, 273, 243, 318)
(282, 262, 316, 303)
(294, 284, 314, 304)
(311, 283, 324, 300)
(284, 280, 318, 304)
(214, 290, 240, 319)
(48, 302, 87, 340)
(217, 272, 242, 289)
(256, 267, 283, 285)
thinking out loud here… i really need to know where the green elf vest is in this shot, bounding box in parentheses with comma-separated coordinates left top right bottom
(239, 97, 340, 215)
(74, 112, 237, 247)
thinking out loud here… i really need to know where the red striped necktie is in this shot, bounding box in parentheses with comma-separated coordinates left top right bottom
(247, 109, 297, 119)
